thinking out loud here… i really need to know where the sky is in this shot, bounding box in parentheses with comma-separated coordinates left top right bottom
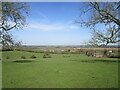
(10, 2, 91, 46)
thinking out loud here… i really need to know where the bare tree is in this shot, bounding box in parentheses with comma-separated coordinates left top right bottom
(0, 2, 29, 31)
(1, 30, 22, 50)
(0, 2, 29, 49)
(86, 25, 119, 46)
(76, 2, 120, 46)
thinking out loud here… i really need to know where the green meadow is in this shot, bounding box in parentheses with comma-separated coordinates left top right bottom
(2, 51, 119, 88)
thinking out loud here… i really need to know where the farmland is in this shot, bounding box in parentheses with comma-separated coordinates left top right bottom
(2, 46, 120, 88)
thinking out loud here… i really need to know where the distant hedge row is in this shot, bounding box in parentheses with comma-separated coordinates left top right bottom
(3, 47, 119, 58)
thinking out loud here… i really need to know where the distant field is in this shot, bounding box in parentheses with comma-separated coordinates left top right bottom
(16, 46, 120, 58)
(17, 46, 70, 52)
(2, 51, 119, 88)
(80, 48, 120, 50)
(18, 46, 120, 51)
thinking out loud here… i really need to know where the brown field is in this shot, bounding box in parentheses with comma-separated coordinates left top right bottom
(78, 48, 120, 50)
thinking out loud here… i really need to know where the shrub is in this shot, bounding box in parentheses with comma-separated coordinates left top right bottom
(6, 56, 10, 59)
(103, 49, 108, 56)
(21, 55, 26, 59)
(2, 48, 14, 51)
(88, 50, 94, 57)
(43, 53, 51, 58)
(63, 55, 71, 57)
(30, 55, 37, 58)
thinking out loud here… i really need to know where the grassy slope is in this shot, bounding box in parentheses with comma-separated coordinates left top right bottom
(2, 51, 119, 88)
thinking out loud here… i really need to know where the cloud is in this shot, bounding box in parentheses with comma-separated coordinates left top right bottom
(26, 11, 79, 31)
(26, 23, 79, 31)
(69, 25, 79, 29)
(36, 12, 50, 23)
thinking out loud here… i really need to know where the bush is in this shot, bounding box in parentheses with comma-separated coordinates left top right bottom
(103, 49, 107, 56)
(85, 50, 93, 56)
(43, 53, 51, 58)
(2, 48, 14, 51)
(6, 56, 10, 59)
(30, 55, 37, 58)
(21, 55, 26, 59)
(63, 55, 71, 57)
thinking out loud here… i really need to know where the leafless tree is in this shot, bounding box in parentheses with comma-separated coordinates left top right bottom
(76, 2, 120, 46)
(0, 2, 29, 48)
(0, 2, 29, 31)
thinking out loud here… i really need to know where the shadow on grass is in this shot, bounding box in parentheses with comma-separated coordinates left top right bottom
(13, 59, 35, 63)
(70, 60, 120, 63)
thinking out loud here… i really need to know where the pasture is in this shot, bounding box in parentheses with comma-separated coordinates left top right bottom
(2, 50, 119, 88)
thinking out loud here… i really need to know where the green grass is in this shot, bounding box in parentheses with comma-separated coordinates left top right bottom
(2, 51, 119, 88)
(0, 51, 2, 89)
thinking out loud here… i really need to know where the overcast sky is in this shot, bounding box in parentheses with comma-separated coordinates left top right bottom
(10, 2, 92, 46)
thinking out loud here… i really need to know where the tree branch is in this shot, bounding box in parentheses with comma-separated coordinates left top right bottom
(1, 23, 18, 31)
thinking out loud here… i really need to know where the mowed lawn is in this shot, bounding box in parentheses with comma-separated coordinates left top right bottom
(2, 51, 119, 88)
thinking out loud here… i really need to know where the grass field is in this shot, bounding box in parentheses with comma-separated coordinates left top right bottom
(2, 51, 119, 88)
